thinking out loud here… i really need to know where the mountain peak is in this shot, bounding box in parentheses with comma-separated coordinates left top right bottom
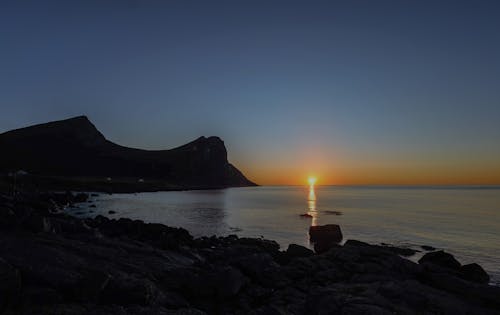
(0, 116, 256, 188)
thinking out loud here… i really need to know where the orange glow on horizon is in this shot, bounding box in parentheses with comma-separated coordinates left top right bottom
(308, 176, 317, 186)
(239, 165, 500, 186)
(233, 151, 500, 186)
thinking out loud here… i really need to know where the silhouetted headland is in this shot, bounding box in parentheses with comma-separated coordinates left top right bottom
(0, 189, 499, 314)
(0, 116, 256, 192)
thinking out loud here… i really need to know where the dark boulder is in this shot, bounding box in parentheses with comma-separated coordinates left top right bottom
(418, 250, 461, 270)
(460, 263, 490, 284)
(309, 224, 342, 254)
(299, 213, 312, 218)
(285, 244, 314, 260)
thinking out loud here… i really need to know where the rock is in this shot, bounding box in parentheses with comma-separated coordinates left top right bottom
(421, 245, 436, 251)
(418, 250, 461, 270)
(73, 193, 89, 203)
(21, 286, 62, 305)
(108, 210, 116, 214)
(181, 266, 246, 301)
(215, 266, 247, 298)
(0, 258, 21, 312)
(309, 224, 342, 254)
(23, 214, 52, 233)
(299, 213, 312, 218)
(232, 253, 284, 288)
(0, 206, 15, 227)
(381, 245, 417, 257)
(285, 244, 314, 260)
(323, 210, 342, 215)
(89, 204, 96, 208)
(345, 240, 417, 257)
(101, 275, 162, 306)
(460, 263, 490, 284)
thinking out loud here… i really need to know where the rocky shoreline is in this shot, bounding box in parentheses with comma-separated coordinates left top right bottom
(1, 191, 499, 315)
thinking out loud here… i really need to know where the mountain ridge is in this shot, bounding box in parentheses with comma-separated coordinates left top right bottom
(0, 116, 256, 190)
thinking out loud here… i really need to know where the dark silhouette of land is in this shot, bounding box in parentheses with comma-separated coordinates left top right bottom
(0, 116, 255, 192)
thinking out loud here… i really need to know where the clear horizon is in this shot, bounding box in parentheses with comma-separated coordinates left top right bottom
(2, 1, 500, 185)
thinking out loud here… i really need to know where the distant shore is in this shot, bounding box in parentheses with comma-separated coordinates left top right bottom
(1, 189, 499, 314)
(0, 174, 256, 195)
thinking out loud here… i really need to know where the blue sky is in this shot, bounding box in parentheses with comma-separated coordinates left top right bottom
(1, 0, 500, 184)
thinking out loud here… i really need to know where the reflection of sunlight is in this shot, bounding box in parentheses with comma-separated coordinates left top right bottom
(307, 185, 317, 226)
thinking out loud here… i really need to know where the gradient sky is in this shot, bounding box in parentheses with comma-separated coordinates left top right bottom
(1, 0, 500, 185)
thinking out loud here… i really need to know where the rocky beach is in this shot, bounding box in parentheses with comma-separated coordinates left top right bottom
(1, 190, 499, 315)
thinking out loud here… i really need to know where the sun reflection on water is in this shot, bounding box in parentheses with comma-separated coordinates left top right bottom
(307, 185, 317, 226)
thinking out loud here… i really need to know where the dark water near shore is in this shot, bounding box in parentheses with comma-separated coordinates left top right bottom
(72, 186, 500, 284)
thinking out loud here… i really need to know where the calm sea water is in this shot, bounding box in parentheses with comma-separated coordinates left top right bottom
(72, 186, 500, 284)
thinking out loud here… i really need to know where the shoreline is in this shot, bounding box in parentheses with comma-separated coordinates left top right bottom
(1, 191, 499, 314)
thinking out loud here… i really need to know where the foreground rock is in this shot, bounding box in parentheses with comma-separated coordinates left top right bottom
(309, 224, 343, 253)
(0, 191, 499, 315)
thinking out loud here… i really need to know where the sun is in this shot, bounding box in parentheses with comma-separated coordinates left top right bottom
(308, 176, 317, 186)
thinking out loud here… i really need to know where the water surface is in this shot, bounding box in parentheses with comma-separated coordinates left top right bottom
(72, 186, 500, 284)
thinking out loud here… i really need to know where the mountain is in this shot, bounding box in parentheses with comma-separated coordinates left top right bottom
(0, 116, 256, 190)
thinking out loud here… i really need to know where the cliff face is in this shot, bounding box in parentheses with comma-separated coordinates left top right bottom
(0, 116, 256, 188)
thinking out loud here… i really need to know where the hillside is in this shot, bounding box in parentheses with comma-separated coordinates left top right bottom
(0, 116, 256, 191)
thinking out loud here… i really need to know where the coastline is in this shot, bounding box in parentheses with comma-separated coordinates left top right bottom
(0, 174, 258, 195)
(1, 191, 499, 315)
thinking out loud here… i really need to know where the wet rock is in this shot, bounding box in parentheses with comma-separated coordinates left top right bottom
(299, 213, 312, 218)
(419, 250, 461, 270)
(460, 263, 490, 284)
(309, 224, 342, 254)
(89, 204, 96, 208)
(108, 210, 116, 214)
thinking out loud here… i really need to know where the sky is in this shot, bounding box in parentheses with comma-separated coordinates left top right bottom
(1, 0, 500, 185)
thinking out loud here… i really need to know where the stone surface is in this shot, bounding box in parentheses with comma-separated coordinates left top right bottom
(460, 263, 490, 284)
(286, 244, 314, 259)
(309, 224, 343, 253)
(418, 250, 462, 270)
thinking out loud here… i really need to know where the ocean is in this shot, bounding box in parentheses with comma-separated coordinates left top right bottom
(71, 185, 500, 284)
